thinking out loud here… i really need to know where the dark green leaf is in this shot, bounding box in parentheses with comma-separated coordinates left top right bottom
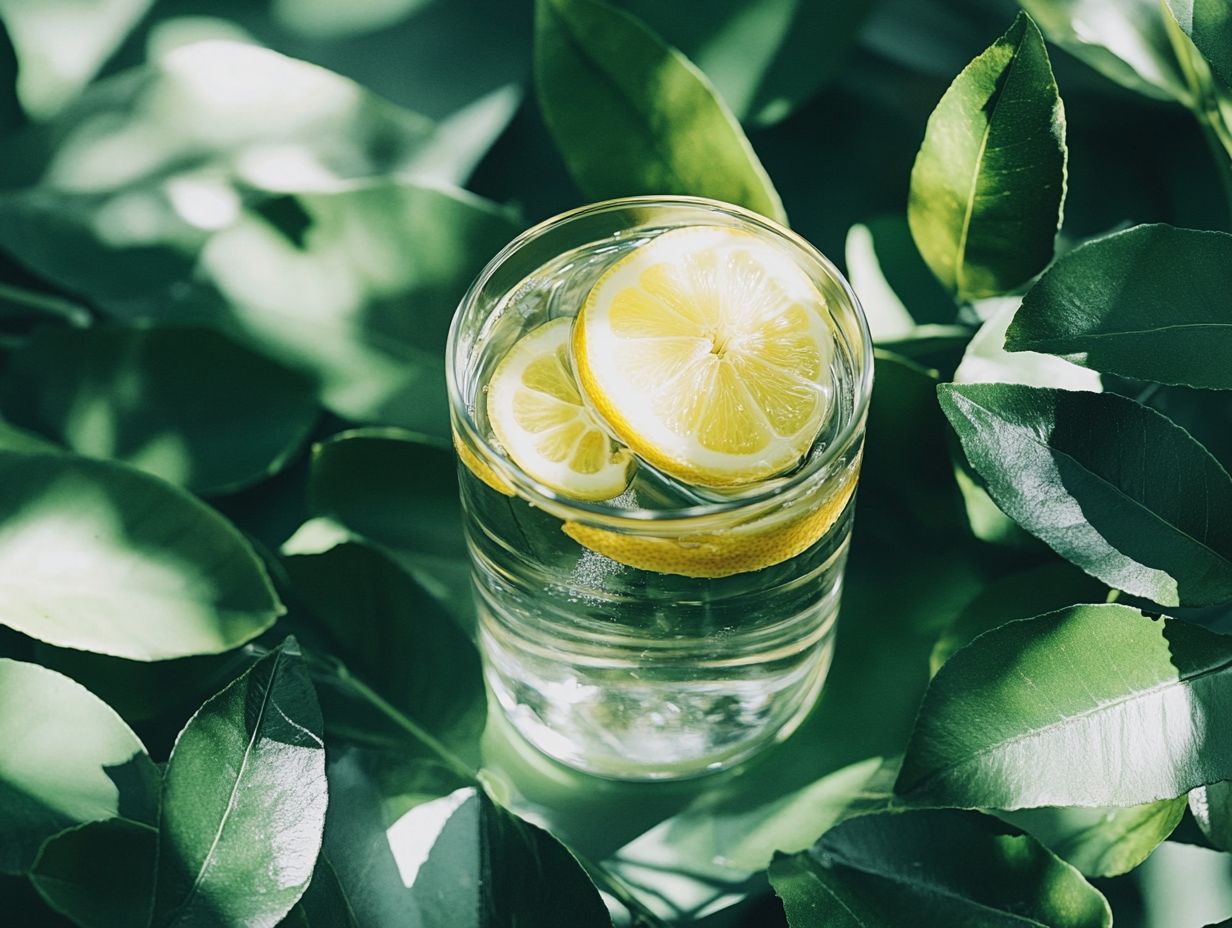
(1, 325, 317, 494)
(153, 641, 327, 928)
(1189, 780, 1232, 851)
(0, 451, 282, 659)
(0, 658, 159, 873)
(0, 282, 89, 330)
(0, 872, 75, 926)
(1019, 0, 1189, 101)
(622, 0, 875, 126)
(908, 12, 1067, 300)
(897, 604, 1232, 808)
(0, 418, 59, 453)
(769, 809, 1110, 928)
(1002, 797, 1187, 878)
(931, 561, 1107, 673)
(1006, 225, 1232, 389)
(0, 18, 21, 136)
(281, 855, 358, 928)
(1166, 0, 1232, 89)
(29, 819, 156, 928)
(406, 788, 610, 927)
(283, 539, 485, 765)
(534, 0, 785, 222)
(939, 383, 1232, 607)
(844, 216, 957, 339)
(953, 298, 1102, 391)
(309, 428, 464, 560)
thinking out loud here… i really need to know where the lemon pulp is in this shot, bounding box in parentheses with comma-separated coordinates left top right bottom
(484, 317, 634, 501)
(573, 226, 834, 488)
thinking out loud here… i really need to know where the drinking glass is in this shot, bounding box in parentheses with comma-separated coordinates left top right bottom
(447, 196, 872, 779)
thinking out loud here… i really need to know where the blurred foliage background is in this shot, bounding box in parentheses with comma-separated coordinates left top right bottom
(2, 0, 1232, 926)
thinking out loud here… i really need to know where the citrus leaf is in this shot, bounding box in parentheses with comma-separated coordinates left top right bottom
(153, 641, 327, 928)
(0, 658, 158, 873)
(769, 809, 1110, 928)
(1019, 0, 1189, 102)
(1006, 225, 1232, 390)
(1190, 780, 1232, 851)
(534, 0, 785, 222)
(278, 855, 358, 928)
(939, 383, 1232, 607)
(954, 298, 1101, 392)
(0, 418, 58, 453)
(908, 12, 1067, 300)
(282, 539, 485, 766)
(30, 819, 156, 928)
(1, 325, 317, 494)
(1003, 797, 1188, 878)
(0, 450, 283, 660)
(1165, 0, 1232, 89)
(897, 604, 1232, 809)
(403, 788, 611, 927)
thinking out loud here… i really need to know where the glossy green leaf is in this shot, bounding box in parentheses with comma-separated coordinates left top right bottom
(405, 788, 610, 927)
(1019, 0, 1189, 102)
(0, 451, 282, 659)
(939, 383, 1232, 607)
(622, 0, 875, 126)
(30, 819, 156, 928)
(1, 325, 317, 494)
(908, 12, 1067, 300)
(153, 641, 327, 928)
(534, 0, 785, 222)
(954, 298, 1101, 391)
(1166, 0, 1232, 89)
(931, 561, 1106, 674)
(0, 0, 154, 119)
(897, 604, 1232, 809)
(1003, 797, 1188, 878)
(1006, 225, 1232, 389)
(1190, 780, 1232, 851)
(769, 809, 1110, 928)
(844, 216, 956, 340)
(0, 658, 159, 873)
(283, 539, 485, 765)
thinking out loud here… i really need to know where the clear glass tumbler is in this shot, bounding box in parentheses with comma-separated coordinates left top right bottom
(447, 197, 872, 780)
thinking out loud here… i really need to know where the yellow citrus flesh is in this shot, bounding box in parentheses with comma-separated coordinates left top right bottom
(452, 427, 515, 496)
(562, 461, 859, 578)
(485, 317, 634, 501)
(574, 226, 834, 488)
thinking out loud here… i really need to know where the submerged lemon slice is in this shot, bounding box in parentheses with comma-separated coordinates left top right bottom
(486, 317, 634, 500)
(574, 226, 834, 488)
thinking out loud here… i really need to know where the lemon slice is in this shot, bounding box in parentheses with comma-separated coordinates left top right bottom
(574, 226, 835, 488)
(486, 317, 634, 500)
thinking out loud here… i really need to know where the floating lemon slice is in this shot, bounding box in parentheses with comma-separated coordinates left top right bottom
(485, 317, 634, 500)
(574, 226, 834, 488)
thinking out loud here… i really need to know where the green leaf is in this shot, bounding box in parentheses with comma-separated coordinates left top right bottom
(534, 0, 785, 223)
(1167, 0, 1232, 89)
(1003, 797, 1188, 878)
(897, 603, 1232, 809)
(621, 0, 875, 126)
(930, 562, 1107, 674)
(0, 658, 159, 873)
(283, 539, 485, 765)
(908, 12, 1067, 300)
(1, 325, 317, 494)
(1190, 780, 1232, 851)
(0, 418, 58, 453)
(403, 788, 611, 927)
(0, 0, 154, 120)
(1019, 0, 1189, 102)
(1006, 225, 1232, 390)
(939, 383, 1232, 607)
(954, 298, 1102, 392)
(0, 281, 89, 330)
(309, 428, 464, 560)
(0, 17, 21, 134)
(280, 856, 358, 928)
(29, 819, 157, 928)
(769, 809, 1110, 928)
(153, 641, 327, 928)
(0, 451, 282, 659)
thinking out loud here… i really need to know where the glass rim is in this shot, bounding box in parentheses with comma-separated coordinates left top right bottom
(446, 194, 874, 528)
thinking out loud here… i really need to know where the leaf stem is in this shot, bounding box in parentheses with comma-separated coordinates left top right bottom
(315, 654, 478, 783)
(568, 849, 671, 928)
